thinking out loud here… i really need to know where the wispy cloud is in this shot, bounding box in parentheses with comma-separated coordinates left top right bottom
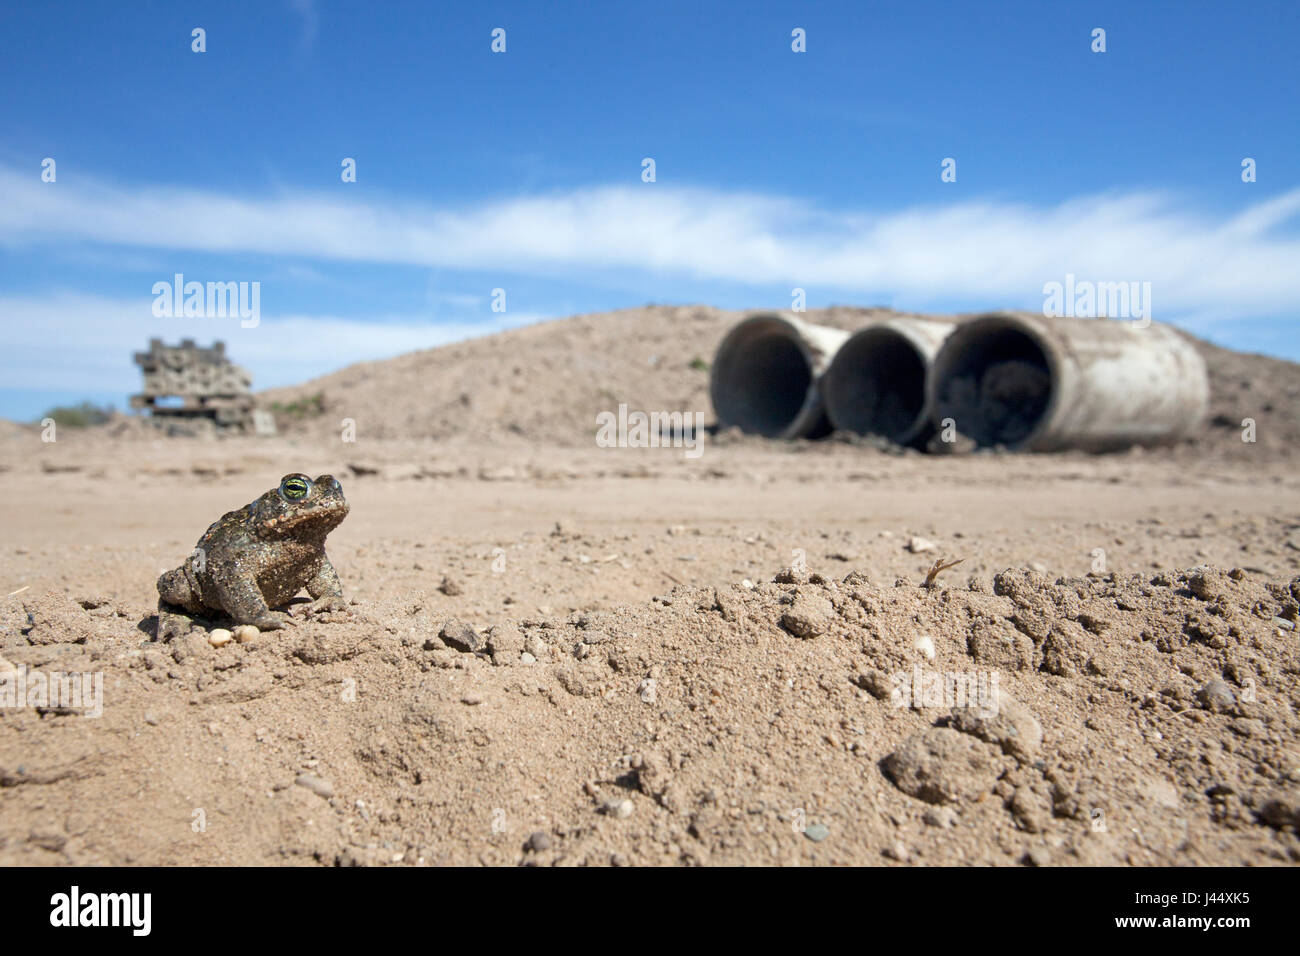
(3, 165, 1298, 323)
(288, 0, 319, 55)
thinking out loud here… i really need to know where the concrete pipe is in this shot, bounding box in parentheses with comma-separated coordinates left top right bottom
(820, 318, 956, 446)
(928, 312, 1209, 452)
(709, 313, 849, 439)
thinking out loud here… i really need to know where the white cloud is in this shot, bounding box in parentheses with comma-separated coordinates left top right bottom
(1, 165, 1299, 321)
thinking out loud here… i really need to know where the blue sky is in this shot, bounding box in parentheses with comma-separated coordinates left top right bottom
(1, 0, 1297, 420)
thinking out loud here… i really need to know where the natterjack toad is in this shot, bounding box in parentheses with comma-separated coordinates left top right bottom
(156, 473, 350, 640)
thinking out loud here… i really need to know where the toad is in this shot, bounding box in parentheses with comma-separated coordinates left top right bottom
(156, 473, 350, 640)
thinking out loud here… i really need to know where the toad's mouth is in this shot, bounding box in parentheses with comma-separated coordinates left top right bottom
(258, 498, 349, 535)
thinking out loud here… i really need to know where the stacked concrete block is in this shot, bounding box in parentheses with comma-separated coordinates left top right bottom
(130, 338, 274, 434)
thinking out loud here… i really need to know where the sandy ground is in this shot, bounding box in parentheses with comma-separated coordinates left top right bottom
(2, 428, 1299, 865)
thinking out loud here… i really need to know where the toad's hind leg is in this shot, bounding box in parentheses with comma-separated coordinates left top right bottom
(156, 567, 204, 641)
(156, 602, 198, 642)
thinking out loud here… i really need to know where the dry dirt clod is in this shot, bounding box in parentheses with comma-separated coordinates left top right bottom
(439, 619, 484, 653)
(779, 594, 833, 639)
(883, 728, 1001, 805)
(1256, 791, 1300, 829)
(1196, 679, 1236, 713)
(948, 694, 1043, 763)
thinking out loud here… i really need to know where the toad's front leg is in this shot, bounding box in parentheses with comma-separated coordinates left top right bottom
(210, 563, 294, 631)
(305, 555, 348, 613)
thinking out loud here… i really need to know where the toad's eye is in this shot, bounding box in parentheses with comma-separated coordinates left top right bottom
(280, 476, 311, 500)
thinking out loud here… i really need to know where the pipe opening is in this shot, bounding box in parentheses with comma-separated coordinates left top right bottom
(822, 329, 928, 444)
(935, 327, 1054, 447)
(711, 322, 815, 437)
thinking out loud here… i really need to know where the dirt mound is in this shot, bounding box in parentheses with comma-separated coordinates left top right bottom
(252, 306, 1300, 459)
(0, 419, 32, 441)
(3, 562, 1297, 866)
(1189, 335, 1300, 459)
(256, 305, 901, 445)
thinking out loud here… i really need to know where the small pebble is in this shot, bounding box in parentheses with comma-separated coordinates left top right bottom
(461, 692, 483, 706)
(526, 830, 553, 852)
(232, 624, 260, 643)
(607, 798, 634, 819)
(638, 678, 658, 704)
(907, 536, 936, 554)
(803, 823, 830, 842)
(922, 806, 956, 828)
(294, 774, 334, 799)
(520, 652, 536, 665)
(882, 841, 909, 861)
(207, 628, 233, 648)
(1025, 847, 1053, 867)
(914, 635, 936, 660)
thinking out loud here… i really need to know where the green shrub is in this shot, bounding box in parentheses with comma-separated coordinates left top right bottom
(38, 401, 114, 428)
(269, 392, 326, 420)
